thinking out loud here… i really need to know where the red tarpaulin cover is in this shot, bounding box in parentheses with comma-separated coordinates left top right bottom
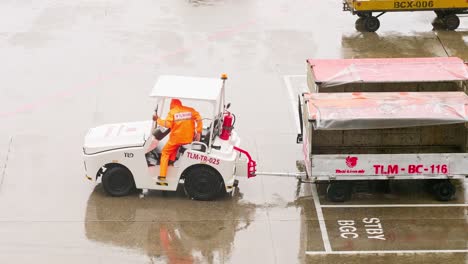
(307, 57, 468, 87)
(305, 92, 468, 130)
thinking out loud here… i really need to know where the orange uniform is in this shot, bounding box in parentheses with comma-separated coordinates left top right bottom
(157, 99, 202, 177)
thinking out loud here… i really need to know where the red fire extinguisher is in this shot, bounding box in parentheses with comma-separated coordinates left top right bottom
(220, 111, 234, 140)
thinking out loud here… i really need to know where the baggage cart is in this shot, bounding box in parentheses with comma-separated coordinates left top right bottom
(342, 0, 468, 31)
(297, 91, 468, 202)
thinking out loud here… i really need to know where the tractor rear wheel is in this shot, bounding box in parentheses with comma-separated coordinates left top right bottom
(184, 166, 223, 201)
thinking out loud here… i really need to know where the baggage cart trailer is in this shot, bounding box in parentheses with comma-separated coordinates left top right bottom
(306, 57, 468, 94)
(342, 0, 468, 31)
(297, 91, 468, 202)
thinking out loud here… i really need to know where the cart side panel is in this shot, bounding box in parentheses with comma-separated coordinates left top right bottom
(311, 123, 467, 154)
(311, 153, 468, 179)
(352, 0, 468, 12)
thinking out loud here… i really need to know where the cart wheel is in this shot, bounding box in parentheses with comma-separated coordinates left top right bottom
(355, 17, 366, 31)
(327, 182, 353, 202)
(184, 166, 223, 201)
(363, 16, 380, 32)
(443, 14, 460, 30)
(102, 166, 136, 197)
(432, 180, 456, 201)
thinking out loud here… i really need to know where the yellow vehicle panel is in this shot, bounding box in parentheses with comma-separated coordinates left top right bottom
(347, 0, 468, 11)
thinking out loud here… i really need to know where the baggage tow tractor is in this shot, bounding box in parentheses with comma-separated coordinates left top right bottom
(343, 0, 468, 31)
(297, 92, 468, 202)
(83, 74, 256, 201)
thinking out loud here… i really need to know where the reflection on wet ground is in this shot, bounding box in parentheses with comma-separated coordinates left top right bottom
(85, 186, 255, 263)
(83, 177, 323, 263)
(0, 0, 467, 263)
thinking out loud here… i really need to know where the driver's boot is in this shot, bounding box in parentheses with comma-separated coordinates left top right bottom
(156, 176, 168, 186)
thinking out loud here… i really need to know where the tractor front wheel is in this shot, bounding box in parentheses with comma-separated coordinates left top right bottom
(102, 166, 136, 197)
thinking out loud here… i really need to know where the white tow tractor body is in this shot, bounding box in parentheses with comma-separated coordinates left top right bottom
(83, 75, 256, 200)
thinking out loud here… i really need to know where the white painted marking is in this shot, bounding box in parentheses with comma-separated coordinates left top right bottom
(320, 204, 468, 208)
(305, 249, 468, 255)
(283, 75, 307, 135)
(311, 184, 332, 252)
(283, 75, 301, 135)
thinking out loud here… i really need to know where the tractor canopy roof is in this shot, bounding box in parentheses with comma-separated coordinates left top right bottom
(150, 75, 224, 103)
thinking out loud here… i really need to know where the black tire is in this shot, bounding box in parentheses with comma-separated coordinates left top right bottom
(327, 181, 353, 202)
(363, 16, 380, 32)
(102, 166, 135, 197)
(443, 14, 460, 30)
(184, 166, 223, 201)
(355, 17, 366, 32)
(432, 180, 456, 201)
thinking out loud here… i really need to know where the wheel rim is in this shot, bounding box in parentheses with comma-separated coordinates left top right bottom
(328, 183, 349, 201)
(445, 15, 459, 29)
(333, 189, 345, 200)
(366, 19, 378, 31)
(109, 172, 130, 192)
(438, 184, 452, 198)
(440, 187, 450, 197)
(192, 174, 216, 196)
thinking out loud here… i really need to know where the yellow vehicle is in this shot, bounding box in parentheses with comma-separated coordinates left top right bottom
(343, 0, 468, 31)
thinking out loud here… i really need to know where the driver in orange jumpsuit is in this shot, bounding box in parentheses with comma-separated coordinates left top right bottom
(154, 99, 202, 185)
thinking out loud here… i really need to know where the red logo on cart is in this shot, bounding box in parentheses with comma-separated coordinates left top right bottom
(345, 156, 358, 168)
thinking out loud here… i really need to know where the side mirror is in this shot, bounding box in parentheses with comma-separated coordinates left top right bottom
(225, 103, 231, 109)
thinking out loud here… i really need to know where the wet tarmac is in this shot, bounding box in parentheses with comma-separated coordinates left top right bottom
(0, 0, 467, 263)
